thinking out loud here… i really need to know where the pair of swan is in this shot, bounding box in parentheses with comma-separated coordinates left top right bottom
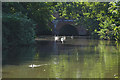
(54, 36, 74, 41)
(54, 36, 66, 43)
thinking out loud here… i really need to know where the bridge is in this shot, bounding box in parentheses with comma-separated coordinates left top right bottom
(52, 19, 88, 36)
(51, 12, 88, 36)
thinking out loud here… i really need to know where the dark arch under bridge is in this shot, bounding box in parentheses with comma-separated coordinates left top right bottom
(52, 19, 88, 36)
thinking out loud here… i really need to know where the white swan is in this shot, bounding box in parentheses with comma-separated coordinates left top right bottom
(63, 36, 66, 40)
(54, 36, 59, 41)
(29, 64, 41, 68)
(28, 64, 48, 68)
(71, 36, 73, 39)
(61, 36, 66, 44)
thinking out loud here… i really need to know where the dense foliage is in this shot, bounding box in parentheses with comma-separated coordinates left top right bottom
(2, 2, 120, 48)
(97, 2, 120, 40)
(2, 2, 55, 47)
(2, 13, 35, 48)
(2, 2, 55, 35)
(53, 2, 120, 40)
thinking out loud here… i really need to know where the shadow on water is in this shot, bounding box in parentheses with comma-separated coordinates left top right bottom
(2, 46, 36, 65)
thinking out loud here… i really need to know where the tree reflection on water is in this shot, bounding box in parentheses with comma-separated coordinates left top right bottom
(2, 37, 119, 78)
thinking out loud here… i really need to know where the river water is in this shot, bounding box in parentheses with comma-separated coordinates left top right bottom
(2, 36, 119, 78)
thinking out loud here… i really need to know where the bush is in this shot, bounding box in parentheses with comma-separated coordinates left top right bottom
(2, 12, 36, 48)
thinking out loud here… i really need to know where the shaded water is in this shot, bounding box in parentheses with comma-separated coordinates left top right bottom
(2, 36, 119, 78)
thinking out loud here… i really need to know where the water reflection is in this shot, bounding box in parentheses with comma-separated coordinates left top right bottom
(2, 37, 119, 78)
(2, 46, 35, 65)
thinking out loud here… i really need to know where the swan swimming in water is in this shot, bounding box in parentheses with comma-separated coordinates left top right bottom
(29, 64, 48, 68)
(28, 64, 41, 68)
(54, 36, 59, 41)
(63, 36, 66, 40)
(61, 36, 66, 44)
(71, 35, 73, 39)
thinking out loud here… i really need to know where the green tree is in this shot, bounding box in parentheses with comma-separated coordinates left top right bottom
(2, 12, 35, 47)
(53, 2, 120, 40)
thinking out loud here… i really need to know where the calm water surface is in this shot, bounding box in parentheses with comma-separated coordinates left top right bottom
(2, 36, 119, 78)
